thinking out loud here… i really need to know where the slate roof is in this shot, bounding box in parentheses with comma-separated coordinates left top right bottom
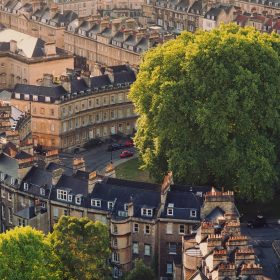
(113, 70, 136, 85)
(90, 178, 161, 219)
(15, 206, 36, 219)
(90, 75, 111, 89)
(0, 153, 19, 178)
(71, 79, 89, 93)
(13, 84, 67, 100)
(20, 166, 52, 197)
(160, 190, 202, 220)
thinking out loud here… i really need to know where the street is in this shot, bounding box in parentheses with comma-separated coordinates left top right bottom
(59, 144, 136, 173)
(241, 225, 280, 280)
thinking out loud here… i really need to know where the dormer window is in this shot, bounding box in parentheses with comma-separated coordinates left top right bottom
(124, 203, 128, 211)
(167, 208, 173, 216)
(40, 188, 45, 196)
(190, 209, 197, 218)
(33, 95, 38, 101)
(0, 173, 5, 180)
(23, 182, 28, 191)
(24, 94, 29, 100)
(68, 194, 72, 202)
(57, 189, 67, 201)
(141, 208, 153, 217)
(45, 96, 51, 102)
(75, 196, 82, 205)
(91, 199, 101, 207)
(108, 201, 114, 210)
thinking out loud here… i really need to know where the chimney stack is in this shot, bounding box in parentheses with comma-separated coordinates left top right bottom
(44, 42, 56, 56)
(73, 157, 86, 174)
(10, 40, 17, 53)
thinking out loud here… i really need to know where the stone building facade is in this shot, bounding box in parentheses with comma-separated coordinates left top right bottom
(8, 65, 137, 150)
(0, 149, 205, 279)
(0, 28, 73, 89)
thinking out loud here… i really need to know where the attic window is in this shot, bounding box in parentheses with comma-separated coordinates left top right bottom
(108, 201, 114, 210)
(68, 194, 72, 202)
(40, 188, 45, 196)
(10, 178, 15, 185)
(91, 199, 101, 207)
(124, 203, 128, 211)
(57, 189, 67, 201)
(75, 196, 82, 205)
(0, 173, 4, 180)
(23, 182, 28, 191)
(190, 209, 197, 218)
(45, 96, 51, 102)
(167, 208, 173, 216)
(24, 94, 29, 100)
(33, 95, 38, 101)
(15, 93, 20, 99)
(141, 208, 153, 217)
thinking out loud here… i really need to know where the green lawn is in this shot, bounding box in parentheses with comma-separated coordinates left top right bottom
(115, 158, 155, 183)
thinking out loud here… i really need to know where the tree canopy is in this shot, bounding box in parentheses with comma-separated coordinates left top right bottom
(124, 259, 155, 280)
(129, 24, 280, 201)
(0, 226, 59, 280)
(49, 216, 111, 280)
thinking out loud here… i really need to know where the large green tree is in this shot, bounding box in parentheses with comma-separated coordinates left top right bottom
(49, 216, 111, 280)
(124, 259, 155, 280)
(130, 24, 280, 201)
(0, 226, 59, 280)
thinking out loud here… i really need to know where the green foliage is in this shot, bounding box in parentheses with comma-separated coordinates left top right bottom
(129, 24, 280, 201)
(0, 226, 59, 280)
(49, 216, 111, 280)
(125, 259, 155, 280)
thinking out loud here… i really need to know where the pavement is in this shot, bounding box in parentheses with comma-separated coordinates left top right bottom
(241, 224, 280, 280)
(59, 143, 136, 172)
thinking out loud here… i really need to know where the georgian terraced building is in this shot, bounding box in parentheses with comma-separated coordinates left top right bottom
(0, 149, 206, 279)
(9, 65, 137, 150)
(0, 147, 264, 279)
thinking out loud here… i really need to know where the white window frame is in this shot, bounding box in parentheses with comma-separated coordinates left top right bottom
(68, 194, 72, 202)
(168, 243, 177, 255)
(0, 173, 5, 180)
(108, 201, 114, 210)
(190, 209, 197, 218)
(7, 192, 12, 201)
(144, 224, 150, 234)
(179, 224, 185, 234)
(132, 242, 139, 254)
(40, 188, 45, 196)
(144, 244, 151, 256)
(166, 263, 173, 274)
(8, 207, 12, 224)
(41, 202, 46, 209)
(57, 189, 67, 201)
(112, 252, 119, 263)
(124, 203, 128, 211)
(91, 199, 101, 207)
(133, 223, 139, 233)
(167, 208, 173, 216)
(75, 196, 81, 205)
(10, 178, 15, 185)
(1, 189, 5, 198)
(112, 238, 118, 247)
(23, 182, 28, 191)
(53, 207, 59, 218)
(141, 208, 153, 217)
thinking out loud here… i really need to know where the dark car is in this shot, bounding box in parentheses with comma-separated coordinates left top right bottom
(107, 143, 124, 152)
(247, 215, 268, 228)
(120, 150, 134, 158)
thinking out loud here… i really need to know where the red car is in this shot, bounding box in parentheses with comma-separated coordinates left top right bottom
(124, 139, 134, 147)
(120, 150, 134, 158)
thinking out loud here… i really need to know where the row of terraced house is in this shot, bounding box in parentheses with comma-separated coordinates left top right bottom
(0, 143, 264, 279)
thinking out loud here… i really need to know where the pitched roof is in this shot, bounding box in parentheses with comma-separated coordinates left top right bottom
(15, 206, 36, 219)
(0, 153, 19, 178)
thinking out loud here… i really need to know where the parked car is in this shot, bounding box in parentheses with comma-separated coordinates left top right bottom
(124, 139, 134, 147)
(247, 215, 268, 228)
(107, 143, 124, 152)
(83, 138, 104, 149)
(120, 150, 134, 158)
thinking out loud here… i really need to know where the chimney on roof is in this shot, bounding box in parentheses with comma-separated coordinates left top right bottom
(42, 73, 54, 87)
(10, 40, 17, 53)
(73, 157, 85, 174)
(44, 42, 56, 56)
(81, 70, 91, 87)
(60, 75, 71, 92)
(111, 19, 122, 37)
(100, 20, 109, 32)
(51, 167, 63, 185)
(105, 163, 115, 178)
(125, 18, 137, 30)
(127, 201, 134, 217)
(88, 170, 98, 193)
(50, 3, 58, 19)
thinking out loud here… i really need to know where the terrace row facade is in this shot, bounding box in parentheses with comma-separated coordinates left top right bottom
(6, 65, 137, 150)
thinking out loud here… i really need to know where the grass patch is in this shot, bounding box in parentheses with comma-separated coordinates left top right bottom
(115, 158, 155, 183)
(237, 194, 280, 220)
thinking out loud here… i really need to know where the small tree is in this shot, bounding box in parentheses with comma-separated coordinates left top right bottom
(49, 216, 111, 280)
(125, 259, 155, 280)
(0, 226, 59, 280)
